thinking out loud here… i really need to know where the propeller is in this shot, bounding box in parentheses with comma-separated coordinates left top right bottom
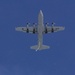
(52, 22, 55, 26)
(26, 23, 30, 28)
(33, 23, 37, 27)
(33, 23, 37, 28)
(45, 23, 49, 25)
(33, 23, 37, 24)
(27, 23, 30, 25)
(45, 23, 49, 28)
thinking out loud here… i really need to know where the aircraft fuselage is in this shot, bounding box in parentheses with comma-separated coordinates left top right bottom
(38, 10, 44, 47)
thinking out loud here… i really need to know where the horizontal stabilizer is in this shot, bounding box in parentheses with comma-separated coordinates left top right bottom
(30, 45, 50, 51)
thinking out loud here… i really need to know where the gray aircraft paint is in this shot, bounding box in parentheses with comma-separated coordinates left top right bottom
(38, 10, 44, 47)
(15, 10, 65, 51)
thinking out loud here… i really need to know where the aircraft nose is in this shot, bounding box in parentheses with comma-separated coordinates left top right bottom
(40, 10, 42, 14)
(39, 10, 43, 17)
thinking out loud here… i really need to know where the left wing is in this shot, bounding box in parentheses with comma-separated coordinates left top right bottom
(15, 26, 37, 33)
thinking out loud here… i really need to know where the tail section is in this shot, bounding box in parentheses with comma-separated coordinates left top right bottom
(30, 45, 50, 51)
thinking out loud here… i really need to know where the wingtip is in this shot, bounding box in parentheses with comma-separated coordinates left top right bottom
(63, 27, 65, 30)
(15, 27, 17, 30)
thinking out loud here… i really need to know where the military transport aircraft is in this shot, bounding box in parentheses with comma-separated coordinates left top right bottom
(15, 10, 65, 51)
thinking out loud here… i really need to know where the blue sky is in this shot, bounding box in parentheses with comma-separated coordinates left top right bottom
(0, 0, 75, 75)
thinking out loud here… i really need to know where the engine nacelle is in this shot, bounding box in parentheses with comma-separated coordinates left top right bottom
(33, 28, 36, 34)
(26, 25, 29, 33)
(45, 23, 49, 33)
(26, 28, 29, 33)
(51, 22, 55, 33)
(45, 25, 48, 33)
(51, 28, 54, 33)
(33, 25, 36, 34)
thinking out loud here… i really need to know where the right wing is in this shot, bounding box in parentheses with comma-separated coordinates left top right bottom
(44, 26, 65, 33)
(15, 27, 37, 33)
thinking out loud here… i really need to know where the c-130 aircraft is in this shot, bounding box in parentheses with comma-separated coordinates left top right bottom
(15, 10, 65, 51)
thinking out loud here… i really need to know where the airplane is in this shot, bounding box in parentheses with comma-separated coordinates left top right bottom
(15, 10, 65, 51)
